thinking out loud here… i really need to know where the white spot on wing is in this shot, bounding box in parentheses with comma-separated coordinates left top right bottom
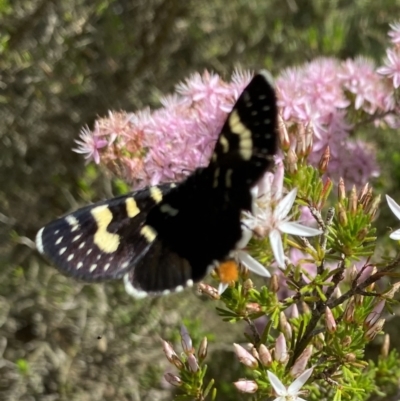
(35, 227, 45, 254)
(72, 234, 82, 242)
(65, 215, 80, 232)
(90, 264, 97, 272)
(79, 242, 85, 249)
(59, 247, 67, 255)
(56, 236, 63, 245)
(123, 274, 148, 299)
(86, 248, 92, 256)
(104, 263, 110, 271)
(77, 262, 83, 269)
(121, 261, 129, 269)
(67, 254, 74, 261)
(175, 285, 184, 293)
(186, 279, 194, 288)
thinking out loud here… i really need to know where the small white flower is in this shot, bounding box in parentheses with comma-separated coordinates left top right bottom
(243, 186, 322, 269)
(386, 195, 400, 240)
(267, 368, 313, 401)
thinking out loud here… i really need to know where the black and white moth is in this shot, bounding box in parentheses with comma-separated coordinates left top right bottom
(36, 71, 278, 297)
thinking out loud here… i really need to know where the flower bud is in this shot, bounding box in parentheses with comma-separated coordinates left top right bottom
(162, 340, 182, 367)
(275, 333, 288, 363)
(365, 195, 381, 219)
(278, 116, 290, 151)
(305, 123, 314, 155)
(358, 182, 370, 203)
(197, 283, 220, 299)
(164, 372, 183, 387)
(337, 203, 348, 226)
(290, 345, 313, 378)
(313, 332, 325, 350)
(258, 344, 272, 366)
(234, 380, 258, 393)
(187, 353, 199, 372)
(269, 274, 280, 293)
(243, 278, 254, 295)
(291, 304, 299, 319)
(246, 302, 262, 313)
(287, 149, 298, 174)
(338, 178, 346, 202)
(180, 325, 193, 354)
(348, 185, 358, 214)
(283, 322, 292, 340)
(318, 146, 330, 174)
(198, 337, 208, 362)
(364, 300, 385, 328)
(381, 334, 390, 357)
(325, 307, 337, 333)
(342, 336, 352, 347)
(365, 318, 385, 341)
(233, 343, 258, 369)
(344, 298, 355, 323)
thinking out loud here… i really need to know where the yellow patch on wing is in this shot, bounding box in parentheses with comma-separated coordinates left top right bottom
(228, 109, 253, 160)
(140, 225, 157, 242)
(125, 197, 140, 218)
(150, 186, 163, 203)
(91, 205, 120, 253)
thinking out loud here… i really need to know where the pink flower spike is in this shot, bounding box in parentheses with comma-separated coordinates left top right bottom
(377, 49, 400, 88)
(73, 127, 108, 164)
(386, 195, 400, 240)
(388, 21, 400, 44)
(268, 368, 313, 401)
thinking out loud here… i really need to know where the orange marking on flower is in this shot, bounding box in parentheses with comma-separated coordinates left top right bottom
(218, 260, 239, 283)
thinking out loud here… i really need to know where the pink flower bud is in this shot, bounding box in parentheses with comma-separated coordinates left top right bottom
(365, 300, 385, 328)
(275, 333, 288, 363)
(162, 340, 184, 369)
(187, 353, 199, 372)
(233, 343, 258, 369)
(381, 334, 390, 357)
(258, 344, 272, 366)
(325, 307, 337, 333)
(290, 345, 313, 378)
(198, 337, 208, 361)
(365, 318, 385, 341)
(164, 372, 183, 387)
(234, 380, 258, 393)
(197, 283, 220, 299)
(291, 304, 299, 319)
(180, 325, 193, 354)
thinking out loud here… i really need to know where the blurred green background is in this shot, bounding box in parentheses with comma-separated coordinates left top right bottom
(1, 0, 400, 400)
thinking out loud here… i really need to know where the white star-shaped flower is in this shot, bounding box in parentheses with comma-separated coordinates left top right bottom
(243, 186, 322, 269)
(386, 195, 400, 240)
(267, 368, 313, 401)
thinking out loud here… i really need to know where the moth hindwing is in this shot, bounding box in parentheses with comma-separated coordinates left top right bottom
(36, 71, 278, 297)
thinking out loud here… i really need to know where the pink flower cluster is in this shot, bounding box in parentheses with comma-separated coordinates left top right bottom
(277, 54, 396, 186)
(73, 23, 400, 189)
(74, 71, 253, 188)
